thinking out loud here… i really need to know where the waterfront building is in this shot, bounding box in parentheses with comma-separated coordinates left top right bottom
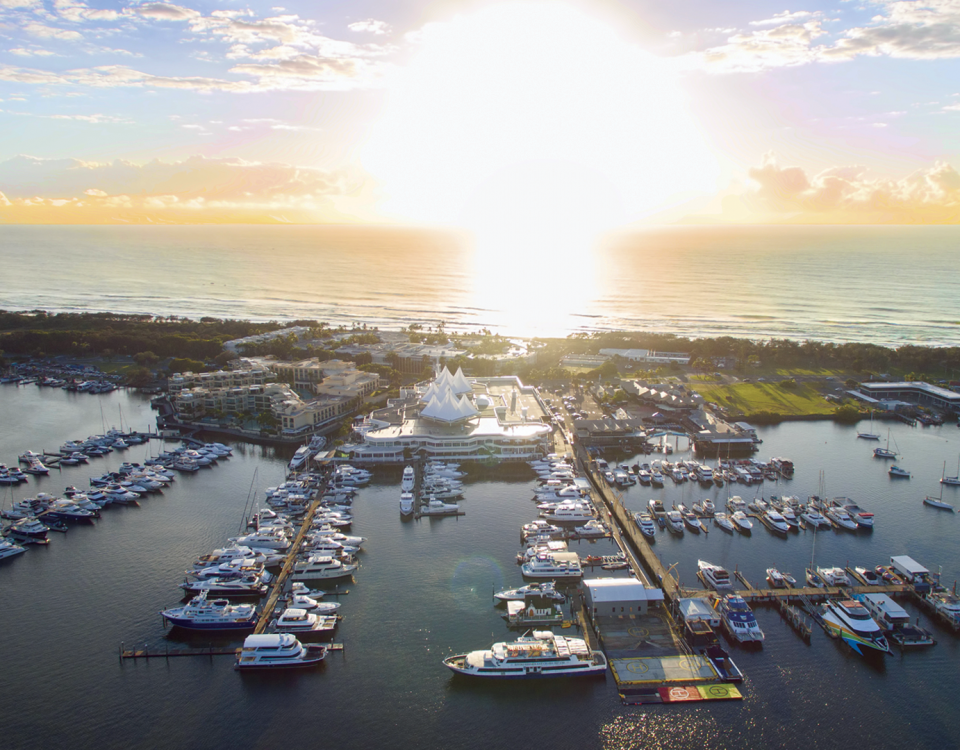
(856, 381, 960, 413)
(168, 366, 275, 394)
(259, 358, 379, 399)
(581, 578, 664, 617)
(342, 370, 553, 464)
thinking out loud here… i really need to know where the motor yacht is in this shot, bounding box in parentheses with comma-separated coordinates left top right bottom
(698, 560, 733, 591)
(540, 504, 594, 524)
(806, 569, 826, 588)
(731, 511, 753, 533)
(816, 566, 850, 587)
(179, 575, 268, 597)
(494, 582, 566, 602)
(888, 465, 911, 479)
(826, 506, 858, 531)
(800, 508, 830, 528)
(716, 595, 764, 644)
(714, 512, 735, 533)
(3, 517, 50, 543)
(520, 553, 583, 580)
(401, 465, 416, 492)
(399, 491, 414, 516)
(291, 554, 358, 582)
(762, 510, 790, 534)
(572, 519, 607, 538)
(419, 497, 461, 516)
(160, 590, 258, 631)
(272, 608, 338, 638)
(443, 630, 607, 679)
(820, 599, 890, 655)
(854, 567, 882, 585)
(633, 512, 657, 538)
(0, 538, 27, 560)
(839, 501, 874, 528)
(235, 633, 327, 670)
(766, 568, 788, 588)
(665, 510, 684, 535)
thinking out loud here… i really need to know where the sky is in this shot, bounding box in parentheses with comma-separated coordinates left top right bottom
(1, 0, 960, 226)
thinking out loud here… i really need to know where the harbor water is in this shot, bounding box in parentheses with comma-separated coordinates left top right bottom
(2, 387, 960, 749)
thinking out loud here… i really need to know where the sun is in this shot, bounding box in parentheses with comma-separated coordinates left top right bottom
(363, 2, 716, 240)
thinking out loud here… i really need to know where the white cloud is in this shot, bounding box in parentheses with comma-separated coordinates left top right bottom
(24, 23, 83, 41)
(749, 10, 817, 27)
(135, 3, 199, 21)
(54, 0, 119, 23)
(84, 187, 106, 196)
(348, 19, 390, 35)
(0, 0, 41, 7)
(9, 47, 56, 57)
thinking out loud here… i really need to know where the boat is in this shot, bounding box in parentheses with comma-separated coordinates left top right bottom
(572, 519, 607, 538)
(762, 510, 790, 534)
(494, 582, 566, 602)
(401, 465, 415, 492)
(806, 568, 826, 587)
(664, 510, 684, 535)
(271, 608, 338, 637)
(858, 412, 880, 440)
(234, 633, 327, 670)
(927, 465, 958, 510)
(179, 575, 268, 597)
(941, 455, 960, 486)
(853, 567, 882, 586)
(731, 511, 753, 533)
(286, 592, 341, 614)
(0, 538, 27, 560)
(399, 491, 414, 516)
(874, 430, 897, 458)
(419, 497, 461, 516)
(520, 553, 583, 580)
(698, 560, 733, 591)
(888, 465, 911, 479)
(817, 566, 851, 586)
(160, 590, 258, 631)
(678, 505, 703, 533)
(800, 507, 830, 528)
(540, 503, 594, 523)
(839, 500, 874, 528)
(715, 594, 764, 644)
(288, 445, 312, 472)
(766, 568, 788, 588)
(442, 630, 607, 678)
(647, 499, 665, 527)
(633, 512, 657, 538)
(3, 517, 50, 543)
(820, 599, 890, 655)
(825, 506, 858, 530)
(291, 555, 358, 582)
(713, 512, 735, 532)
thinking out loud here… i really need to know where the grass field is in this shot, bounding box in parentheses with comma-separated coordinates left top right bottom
(690, 381, 838, 418)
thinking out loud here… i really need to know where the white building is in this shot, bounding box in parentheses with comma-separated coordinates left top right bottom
(581, 578, 664, 616)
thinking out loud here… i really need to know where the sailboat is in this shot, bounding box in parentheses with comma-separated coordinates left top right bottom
(873, 429, 896, 459)
(805, 472, 825, 587)
(942, 454, 960, 486)
(925, 464, 957, 511)
(857, 412, 880, 440)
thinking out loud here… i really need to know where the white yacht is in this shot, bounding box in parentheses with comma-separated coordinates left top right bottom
(401, 465, 416, 492)
(716, 594, 765, 644)
(762, 510, 790, 534)
(817, 566, 851, 586)
(291, 554, 358, 582)
(665, 510, 684, 535)
(800, 508, 830, 528)
(826, 506, 858, 531)
(633, 512, 657, 539)
(419, 497, 461, 516)
(572, 519, 607, 538)
(698, 560, 734, 591)
(713, 512, 735, 532)
(0, 538, 27, 560)
(235, 633, 327, 670)
(840, 500, 874, 528)
(731, 511, 753, 533)
(160, 590, 258, 631)
(820, 599, 890, 655)
(521, 553, 583, 580)
(442, 631, 607, 679)
(179, 575, 268, 597)
(494, 582, 566, 602)
(399, 491, 414, 516)
(287, 592, 340, 614)
(288, 445, 312, 472)
(272, 608, 338, 638)
(540, 504, 594, 524)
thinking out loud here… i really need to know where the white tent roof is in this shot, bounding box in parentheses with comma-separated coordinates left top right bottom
(435, 366, 453, 390)
(421, 388, 470, 423)
(456, 394, 479, 419)
(451, 367, 472, 395)
(420, 382, 438, 403)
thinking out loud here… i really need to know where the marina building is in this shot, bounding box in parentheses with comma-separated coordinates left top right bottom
(857, 381, 960, 413)
(341, 369, 553, 464)
(581, 578, 665, 617)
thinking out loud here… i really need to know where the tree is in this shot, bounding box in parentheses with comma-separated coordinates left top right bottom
(133, 351, 160, 367)
(124, 367, 154, 388)
(214, 351, 238, 367)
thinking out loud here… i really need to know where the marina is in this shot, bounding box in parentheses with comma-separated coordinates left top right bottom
(3, 383, 960, 748)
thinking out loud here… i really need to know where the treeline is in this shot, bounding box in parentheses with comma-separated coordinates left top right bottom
(0, 311, 296, 360)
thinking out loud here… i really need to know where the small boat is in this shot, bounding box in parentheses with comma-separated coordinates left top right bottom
(888, 465, 911, 479)
(665, 510, 684, 535)
(698, 560, 733, 591)
(271, 608, 338, 638)
(923, 495, 955, 511)
(805, 568, 826, 588)
(420, 497, 461, 516)
(442, 631, 607, 678)
(817, 566, 851, 586)
(572, 519, 607, 538)
(858, 412, 880, 440)
(235, 633, 327, 670)
(874, 430, 896, 458)
(820, 599, 890, 655)
(731, 511, 753, 533)
(854, 567, 882, 585)
(766, 568, 788, 588)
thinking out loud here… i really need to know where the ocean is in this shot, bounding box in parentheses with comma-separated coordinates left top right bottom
(2, 388, 960, 750)
(1, 224, 958, 345)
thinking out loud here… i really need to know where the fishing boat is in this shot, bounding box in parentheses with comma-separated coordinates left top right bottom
(442, 630, 607, 679)
(820, 599, 890, 655)
(234, 633, 327, 670)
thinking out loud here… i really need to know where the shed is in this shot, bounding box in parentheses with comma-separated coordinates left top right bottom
(678, 597, 721, 628)
(581, 577, 664, 616)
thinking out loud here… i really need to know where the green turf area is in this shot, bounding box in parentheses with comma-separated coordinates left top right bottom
(690, 381, 839, 418)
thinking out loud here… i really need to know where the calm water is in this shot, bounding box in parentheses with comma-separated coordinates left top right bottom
(2, 388, 960, 749)
(1, 224, 959, 345)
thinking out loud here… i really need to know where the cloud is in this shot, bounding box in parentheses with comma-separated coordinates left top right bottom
(0, 154, 374, 223)
(749, 10, 816, 27)
(24, 23, 83, 41)
(135, 3, 199, 21)
(728, 153, 960, 222)
(0, 0, 41, 7)
(54, 0, 119, 23)
(0, 191, 11, 206)
(9, 48, 56, 57)
(348, 20, 390, 35)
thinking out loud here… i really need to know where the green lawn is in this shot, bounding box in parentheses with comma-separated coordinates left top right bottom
(691, 381, 839, 417)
